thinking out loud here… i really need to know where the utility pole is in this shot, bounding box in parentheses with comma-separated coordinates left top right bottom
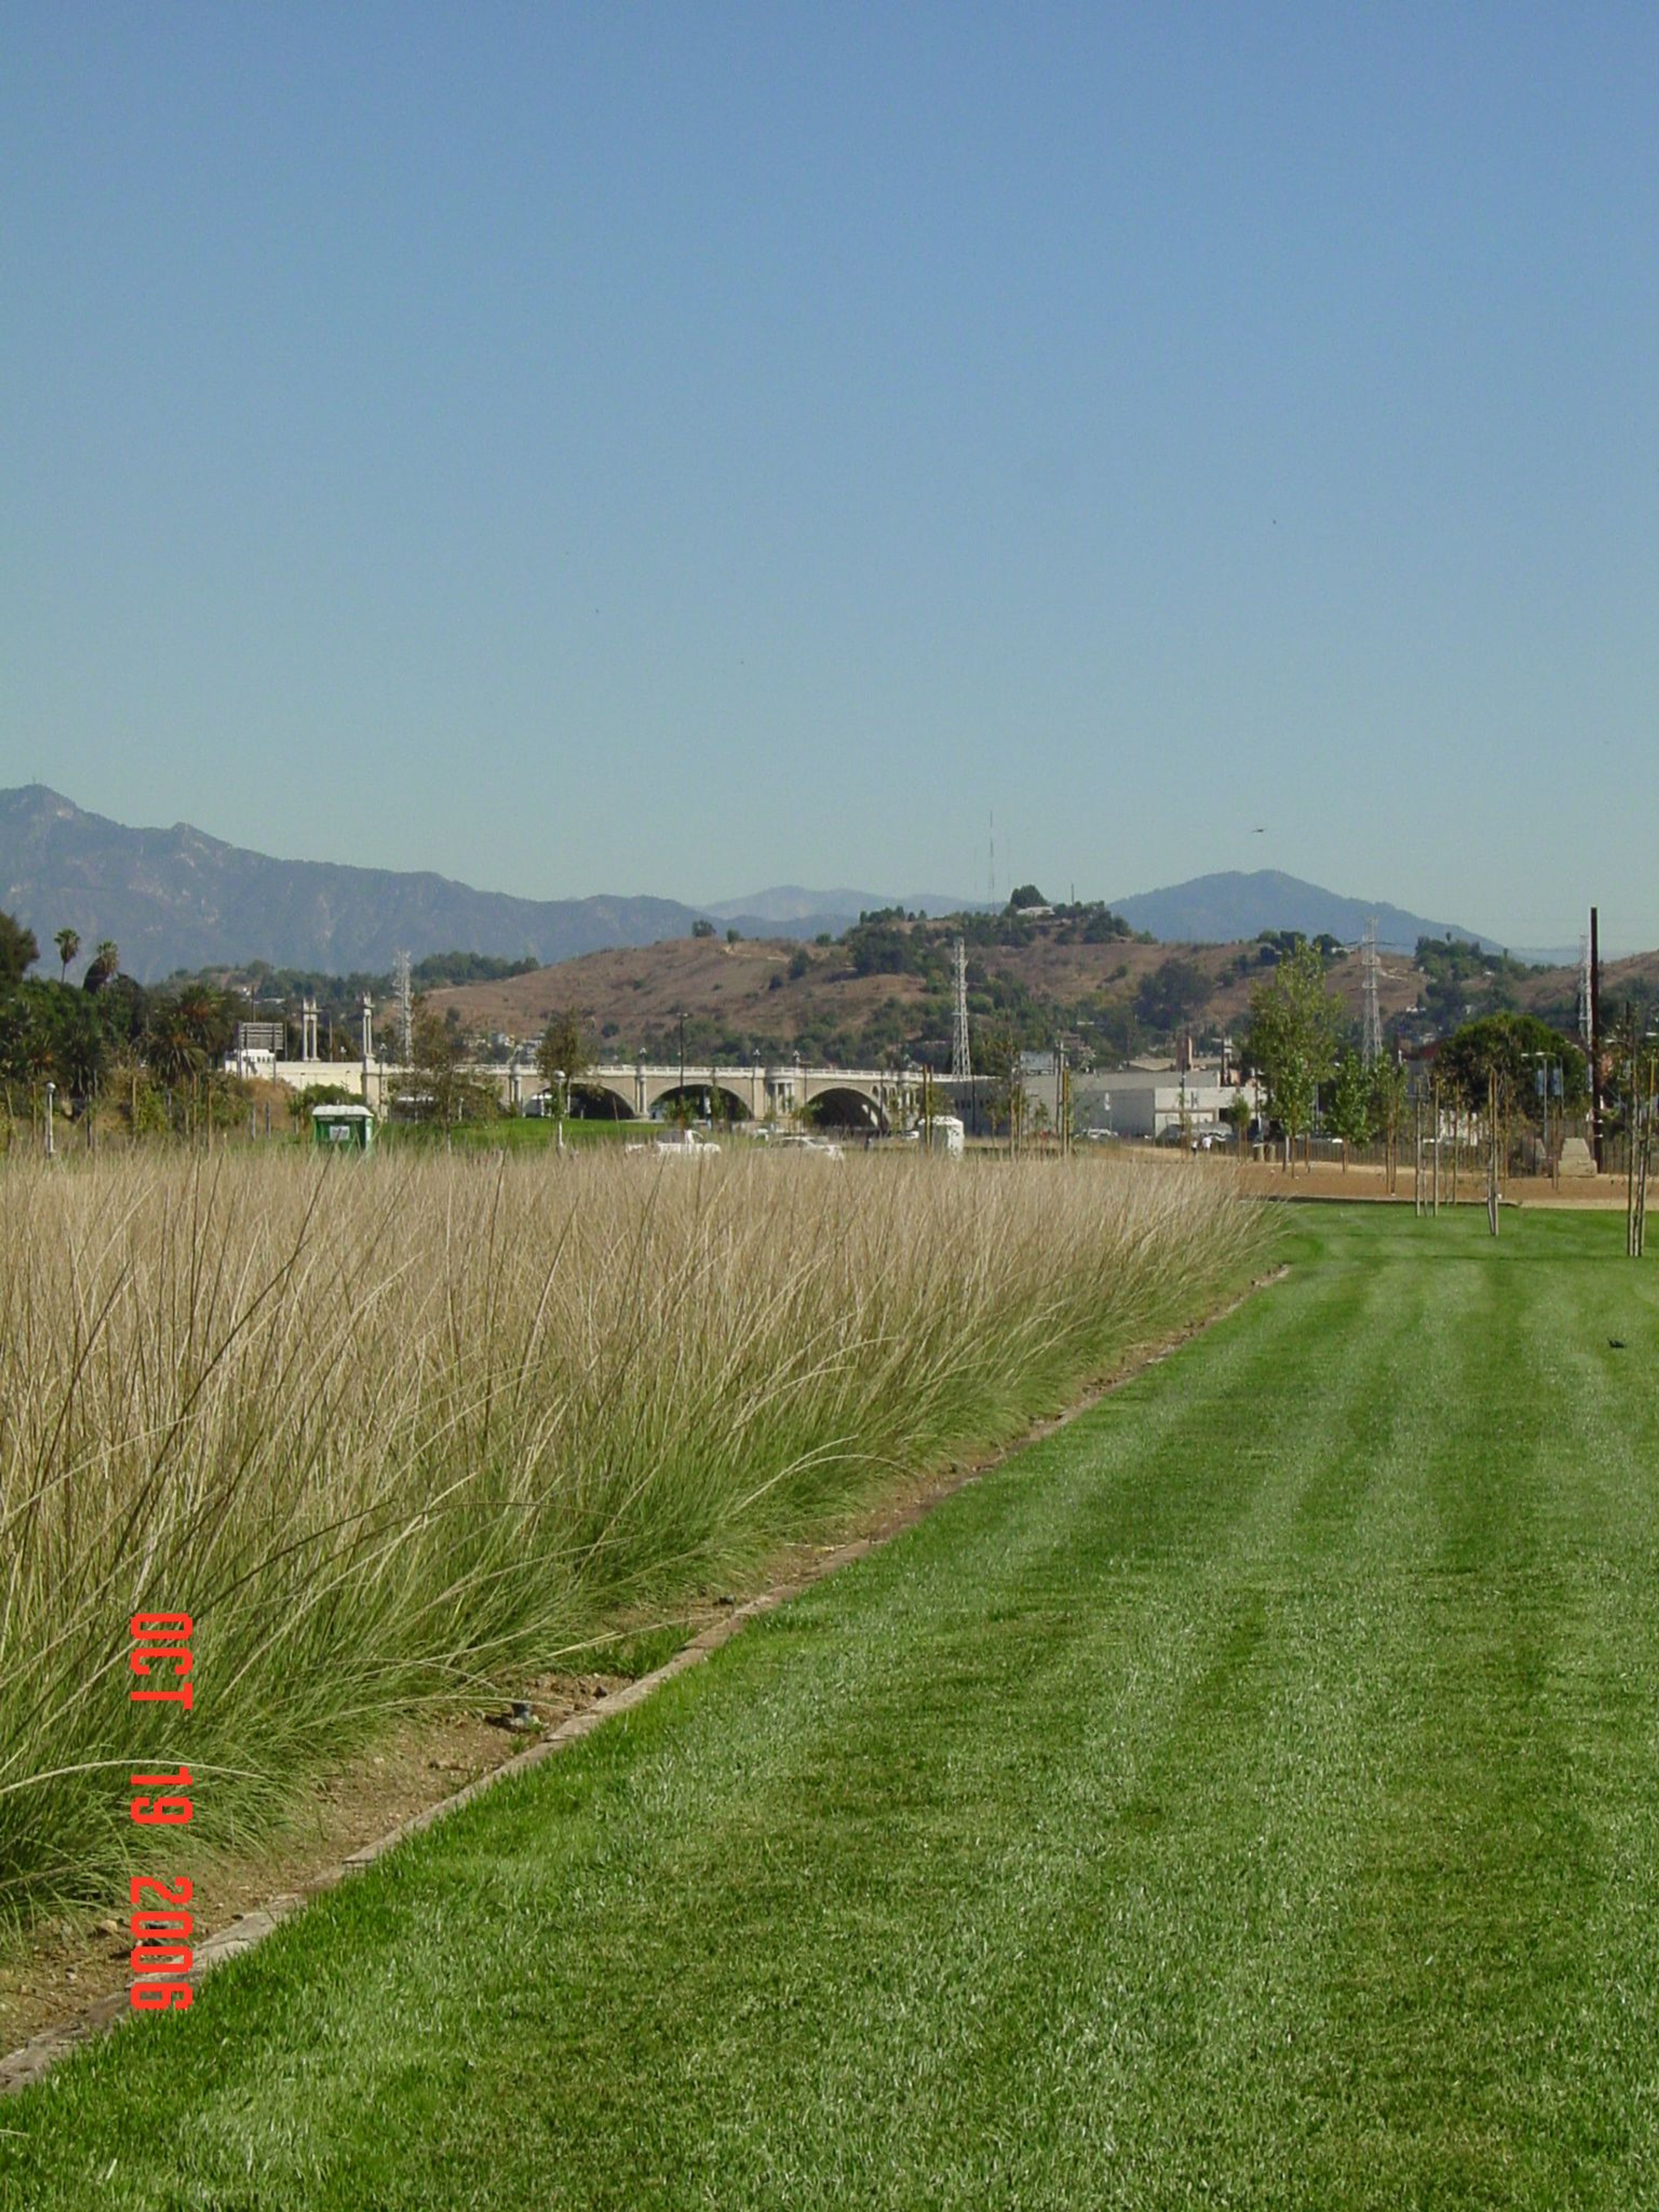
(1540, 1058, 1549, 1185)
(1414, 1090, 1424, 1214)
(394, 950, 413, 1066)
(1577, 931, 1593, 1059)
(1632, 1033, 1655, 1259)
(1627, 1019, 1639, 1257)
(1590, 906, 1604, 1170)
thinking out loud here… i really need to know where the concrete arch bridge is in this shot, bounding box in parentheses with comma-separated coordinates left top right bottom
(270, 1058, 921, 1134)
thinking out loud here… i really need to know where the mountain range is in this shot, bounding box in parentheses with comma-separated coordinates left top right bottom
(2, 785, 1502, 983)
(1106, 872, 1496, 955)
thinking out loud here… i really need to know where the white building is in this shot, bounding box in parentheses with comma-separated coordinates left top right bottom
(1065, 1064, 1262, 1141)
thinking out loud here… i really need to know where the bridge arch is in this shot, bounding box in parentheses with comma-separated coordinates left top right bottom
(803, 1085, 890, 1134)
(652, 1082, 755, 1125)
(566, 1078, 635, 1120)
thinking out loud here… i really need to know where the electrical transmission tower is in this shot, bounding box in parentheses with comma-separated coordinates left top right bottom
(1361, 916, 1382, 1066)
(394, 950, 413, 1064)
(951, 938, 973, 1083)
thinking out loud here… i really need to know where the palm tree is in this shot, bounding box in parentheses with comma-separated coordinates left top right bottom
(54, 927, 80, 982)
(143, 999, 206, 1087)
(144, 985, 232, 1085)
(84, 940, 120, 994)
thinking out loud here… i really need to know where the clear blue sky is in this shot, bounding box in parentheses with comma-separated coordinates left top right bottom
(3, 4, 1655, 947)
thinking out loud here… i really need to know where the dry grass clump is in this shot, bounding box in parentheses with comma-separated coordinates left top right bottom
(0, 1147, 1265, 1923)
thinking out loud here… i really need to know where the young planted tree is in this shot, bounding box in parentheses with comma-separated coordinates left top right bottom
(1328, 1049, 1374, 1171)
(1243, 938, 1345, 1171)
(1223, 1087, 1254, 1157)
(977, 1029, 1025, 1150)
(397, 1005, 499, 1128)
(1369, 1054, 1409, 1194)
(535, 1009, 591, 1114)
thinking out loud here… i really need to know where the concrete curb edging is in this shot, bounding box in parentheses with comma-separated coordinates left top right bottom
(0, 1262, 1286, 2098)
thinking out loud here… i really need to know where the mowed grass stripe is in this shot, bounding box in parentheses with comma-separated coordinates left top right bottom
(1308, 1219, 1659, 2206)
(6, 1209, 1659, 2210)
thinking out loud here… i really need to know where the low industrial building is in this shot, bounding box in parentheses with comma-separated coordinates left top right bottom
(1016, 1055, 1262, 1141)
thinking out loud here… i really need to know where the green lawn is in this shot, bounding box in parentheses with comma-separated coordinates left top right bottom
(376, 1113, 652, 1150)
(8, 1208, 1659, 2209)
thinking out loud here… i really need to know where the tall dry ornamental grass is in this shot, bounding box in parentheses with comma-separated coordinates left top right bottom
(0, 1147, 1265, 1923)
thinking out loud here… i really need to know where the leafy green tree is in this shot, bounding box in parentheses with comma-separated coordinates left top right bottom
(396, 1005, 498, 1126)
(976, 1028, 1026, 1141)
(1436, 1014, 1587, 1118)
(1328, 1049, 1374, 1168)
(54, 928, 80, 982)
(1134, 957, 1210, 1036)
(1008, 884, 1047, 910)
(410, 951, 540, 989)
(1243, 939, 1345, 1167)
(48, 988, 111, 1095)
(0, 986, 53, 1087)
(535, 1009, 591, 1110)
(0, 913, 38, 989)
(1080, 907, 1133, 944)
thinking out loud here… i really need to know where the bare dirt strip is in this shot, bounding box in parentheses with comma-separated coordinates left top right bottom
(1235, 1160, 1628, 1207)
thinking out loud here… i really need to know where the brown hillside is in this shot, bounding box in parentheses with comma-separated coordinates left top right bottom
(428, 923, 1454, 1063)
(426, 936, 930, 1052)
(1518, 950, 1659, 1020)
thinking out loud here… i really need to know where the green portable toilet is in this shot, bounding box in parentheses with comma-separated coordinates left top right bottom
(311, 1103, 377, 1153)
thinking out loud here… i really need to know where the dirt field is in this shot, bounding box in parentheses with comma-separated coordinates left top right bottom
(1234, 1158, 1628, 1208)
